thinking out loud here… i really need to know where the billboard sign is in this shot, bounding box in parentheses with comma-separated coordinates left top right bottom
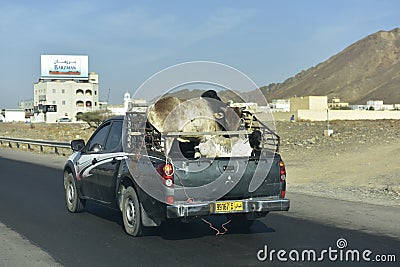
(43, 105, 57, 113)
(41, 55, 88, 79)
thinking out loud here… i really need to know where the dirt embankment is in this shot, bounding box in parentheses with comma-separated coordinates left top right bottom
(275, 120, 400, 207)
(0, 123, 95, 155)
(1, 120, 399, 206)
(0, 123, 94, 142)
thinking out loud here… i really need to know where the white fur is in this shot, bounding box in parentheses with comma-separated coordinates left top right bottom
(196, 136, 252, 158)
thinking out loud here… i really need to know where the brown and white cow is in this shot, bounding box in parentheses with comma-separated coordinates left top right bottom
(146, 94, 244, 157)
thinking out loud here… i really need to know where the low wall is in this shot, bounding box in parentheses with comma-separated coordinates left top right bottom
(271, 112, 294, 121)
(297, 110, 400, 121)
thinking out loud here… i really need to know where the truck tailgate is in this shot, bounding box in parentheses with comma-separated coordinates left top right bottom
(172, 154, 282, 202)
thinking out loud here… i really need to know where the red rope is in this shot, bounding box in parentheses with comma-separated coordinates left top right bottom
(201, 218, 231, 236)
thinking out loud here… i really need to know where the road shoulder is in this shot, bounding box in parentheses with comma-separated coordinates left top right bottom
(285, 192, 400, 240)
(0, 147, 67, 170)
(0, 222, 62, 267)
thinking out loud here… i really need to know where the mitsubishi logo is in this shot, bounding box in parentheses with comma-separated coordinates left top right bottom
(225, 175, 234, 184)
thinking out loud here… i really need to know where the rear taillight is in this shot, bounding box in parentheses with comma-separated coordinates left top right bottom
(156, 163, 174, 187)
(163, 163, 174, 176)
(166, 195, 174, 205)
(279, 160, 286, 181)
(279, 160, 286, 198)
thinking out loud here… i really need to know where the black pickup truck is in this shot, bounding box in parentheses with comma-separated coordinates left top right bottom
(63, 112, 289, 237)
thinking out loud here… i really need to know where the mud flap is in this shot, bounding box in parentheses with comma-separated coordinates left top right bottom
(141, 204, 161, 227)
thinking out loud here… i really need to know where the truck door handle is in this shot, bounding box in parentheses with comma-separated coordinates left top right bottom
(111, 158, 118, 164)
(223, 165, 235, 172)
(92, 158, 98, 165)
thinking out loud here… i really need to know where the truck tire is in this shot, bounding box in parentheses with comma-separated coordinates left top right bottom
(65, 173, 86, 212)
(122, 186, 143, 237)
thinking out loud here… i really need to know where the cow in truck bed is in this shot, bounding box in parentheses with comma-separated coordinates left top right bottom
(146, 93, 253, 158)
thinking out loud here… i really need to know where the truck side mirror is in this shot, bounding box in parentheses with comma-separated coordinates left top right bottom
(71, 139, 85, 152)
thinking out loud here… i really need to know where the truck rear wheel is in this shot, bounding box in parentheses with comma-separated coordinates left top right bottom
(122, 186, 143, 237)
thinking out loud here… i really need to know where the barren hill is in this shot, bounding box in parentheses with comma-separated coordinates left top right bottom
(261, 28, 400, 104)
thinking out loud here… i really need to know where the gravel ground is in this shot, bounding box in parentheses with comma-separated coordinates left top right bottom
(276, 120, 400, 157)
(0, 122, 94, 142)
(276, 120, 400, 207)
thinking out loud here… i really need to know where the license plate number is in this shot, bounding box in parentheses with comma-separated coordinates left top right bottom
(215, 201, 243, 213)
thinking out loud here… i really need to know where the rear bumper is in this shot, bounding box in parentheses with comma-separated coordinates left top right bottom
(166, 197, 290, 218)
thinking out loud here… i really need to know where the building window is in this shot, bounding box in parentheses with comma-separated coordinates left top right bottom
(62, 89, 65, 94)
(76, 89, 84, 95)
(95, 102, 97, 106)
(76, 101, 84, 107)
(86, 101, 92, 108)
(62, 101, 66, 105)
(52, 101, 56, 105)
(52, 89, 56, 93)
(94, 90, 97, 95)
(85, 89, 92, 96)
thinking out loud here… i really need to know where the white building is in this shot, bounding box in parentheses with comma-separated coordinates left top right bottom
(1, 109, 26, 122)
(129, 98, 147, 112)
(382, 104, 395, 110)
(229, 102, 258, 109)
(107, 92, 131, 115)
(350, 100, 397, 111)
(18, 100, 34, 118)
(366, 100, 384, 111)
(33, 55, 99, 123)
(350, 105, 367, 110)
(270, 99, 290, 112)
(107, 92, 147, 115)
(290, 96, 328, 112)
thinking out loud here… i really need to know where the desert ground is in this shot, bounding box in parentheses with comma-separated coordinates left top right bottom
(1, 119, 399, 207)
(275, 120, 400, 207)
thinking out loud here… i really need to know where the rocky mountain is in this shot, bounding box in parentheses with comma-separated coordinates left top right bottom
(261, 28, 400, 104)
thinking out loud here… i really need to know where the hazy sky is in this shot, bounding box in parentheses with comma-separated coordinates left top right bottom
(1, 0, 399, 108)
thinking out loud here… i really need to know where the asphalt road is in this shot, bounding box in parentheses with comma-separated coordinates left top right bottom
(0, 151, 399, 266)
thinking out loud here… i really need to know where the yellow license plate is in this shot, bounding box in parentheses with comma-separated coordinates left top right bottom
(215, 201, 243, 213)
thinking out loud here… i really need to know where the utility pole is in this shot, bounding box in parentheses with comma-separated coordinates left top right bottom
(327, 109, 330, 131)
(107, 88, 111, 104)
(324, 108, 334, 136)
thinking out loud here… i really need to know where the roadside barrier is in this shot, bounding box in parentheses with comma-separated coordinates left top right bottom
(0, 137, 70, 155)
